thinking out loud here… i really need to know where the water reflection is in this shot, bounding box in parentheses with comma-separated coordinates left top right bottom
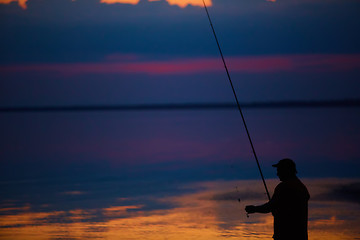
(1, 178, 359, 239)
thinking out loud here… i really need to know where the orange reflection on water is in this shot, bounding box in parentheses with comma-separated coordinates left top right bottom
(0, 0, 27, 9)
(0, 179, 359, 240)
(0, 200, 272, 240)
(0, 210, 65, 228)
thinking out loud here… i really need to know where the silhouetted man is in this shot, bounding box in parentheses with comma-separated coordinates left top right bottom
(245, 158, 310, 240)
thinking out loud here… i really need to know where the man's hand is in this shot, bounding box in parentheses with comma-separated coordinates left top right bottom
(245, 205, 256, 214)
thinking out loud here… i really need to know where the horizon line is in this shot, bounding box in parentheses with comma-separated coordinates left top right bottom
(1, 99, 360, 113)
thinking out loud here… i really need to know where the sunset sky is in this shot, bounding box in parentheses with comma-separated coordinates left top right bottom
(1, 0, 360, 239)
(1, 0, 360, 178)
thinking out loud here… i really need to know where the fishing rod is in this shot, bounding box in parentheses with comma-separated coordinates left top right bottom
(201, 0, 271, 201)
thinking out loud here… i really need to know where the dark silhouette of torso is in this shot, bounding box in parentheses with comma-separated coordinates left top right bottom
(271, 177, 310, 240)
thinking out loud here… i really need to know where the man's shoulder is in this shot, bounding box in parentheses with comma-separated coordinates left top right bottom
(276, 178, 310, 199)
(275, 178, 308, 191)
(274, 181, 287, 192)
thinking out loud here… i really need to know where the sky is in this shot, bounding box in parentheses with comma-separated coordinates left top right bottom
(1, 0, 360, 178)
(1, 0, 360, 239)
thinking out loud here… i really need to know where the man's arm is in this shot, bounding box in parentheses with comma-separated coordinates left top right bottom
(245, 202, 272, 214)
(245, 183, 282, 214)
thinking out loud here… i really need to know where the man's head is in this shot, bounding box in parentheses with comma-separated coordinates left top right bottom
(272, 158, 297, 181)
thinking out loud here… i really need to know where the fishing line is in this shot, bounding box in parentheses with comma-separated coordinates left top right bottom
(201, 0, 271, 201)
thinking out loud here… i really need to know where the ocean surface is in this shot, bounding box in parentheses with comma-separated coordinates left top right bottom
(1, 177, 360, 240)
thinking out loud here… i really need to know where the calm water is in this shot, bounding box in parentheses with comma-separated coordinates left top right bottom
(1, 108, 359, 239)
(1, 178, 359, 240)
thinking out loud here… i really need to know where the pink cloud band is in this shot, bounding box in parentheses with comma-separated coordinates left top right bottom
(1, 54, 360, 75)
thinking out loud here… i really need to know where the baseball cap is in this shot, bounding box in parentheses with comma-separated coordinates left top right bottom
(272, 158, 297, 173)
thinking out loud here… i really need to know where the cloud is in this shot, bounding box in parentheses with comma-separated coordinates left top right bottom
(2, 54, 360, 76)
(0, 204, 31, 213)
(61, 191, 87, 196)
(0, 0, 27, 9)
(101, 0, 141, 5)
(0, 0, 212, 10)
(101, 0, 213, 8)
(166, 0, 212, 8)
